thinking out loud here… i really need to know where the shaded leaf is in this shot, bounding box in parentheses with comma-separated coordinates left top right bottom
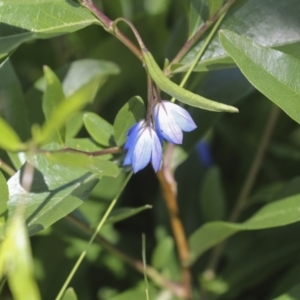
(107, 205, 152, 223)
(189, 193, 300, 264)
(113, 96, 146, 146)
(219, 30, 300, 124)
(0, 0, 100, 55)
(83, 112, 114, 147)
(151, 236, 174, 270)
(200, 166, 226, 221)
(0, 58, 30, 141)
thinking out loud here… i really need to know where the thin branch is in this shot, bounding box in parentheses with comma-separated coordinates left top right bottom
(0, 159, 16, 176)
(157, 143, 192, 299)
(202, 105, 280, 284)
(79, 0, 143, 61)
(165, 0, 236, 75)
(38, 146, 121, 157)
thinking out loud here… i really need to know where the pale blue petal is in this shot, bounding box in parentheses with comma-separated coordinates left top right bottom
(163, 101, 197, 132)
(123, 144, 134, 165)
(124, 121, 144, 150)
(154, 104, 183, 144)
(150, 129, 162, 172)
(132, 128, 152, 173)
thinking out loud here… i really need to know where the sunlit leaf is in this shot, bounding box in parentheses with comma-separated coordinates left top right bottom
(83, 112, 114, 147)
(0, 0, 100, 55)
(219, 30, 300, 125)
(0, 213, 41, 300)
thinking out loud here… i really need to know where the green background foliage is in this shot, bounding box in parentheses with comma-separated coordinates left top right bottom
(0, 0, 300, 299)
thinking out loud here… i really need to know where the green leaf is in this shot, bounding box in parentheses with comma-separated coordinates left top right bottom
(274, 284, 300, 300)
(0, 171, 8, 215)
(7, 151, 99, 236)
(107, 205, 152, 223)
(113, 96, 146, 146)
(0, 0, 100, 55)
(45, 152, 120, 178)
(0, 213, 41, 300)
(200, 166, 226, 221)
(83, 112, 114, 147)
(151, 236, 174, 270)
(62, 288, 77, 300)
(34, 77, 100, 144)
(66, 112, 84, 138)
(208, 0, 223, 17)
(189, 193, 300, 264)
(0, 58, 30, 141)
(181, 0, 300, 72)
(219, 30, 300, 125)
(0, 117, 25, 151)
(42, 66, 65, 143)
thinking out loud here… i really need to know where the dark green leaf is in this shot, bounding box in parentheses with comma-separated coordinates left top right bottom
(83, 112, 114, 147)
(200, 166, 226, 221)
(0, 0, 100, 55)
(189, 193, 300, 264)
(219, 30, 300, 124)
(151, 236, 174, 269)
(113, 96, 146, 146)
(107, 205, 152, 223)
(0, 171, 8, 217)
(0, 58, 30, 141)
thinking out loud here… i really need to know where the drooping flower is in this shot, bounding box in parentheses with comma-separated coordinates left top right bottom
(123, 120, 162, 173)
(154, 101, 197, 144)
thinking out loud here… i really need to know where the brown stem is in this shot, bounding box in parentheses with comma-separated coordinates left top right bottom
(38, 146, 121, 157)
(157, 144, 192, 299)
(67, 214, 186, 298)
(202, 105, 280, 285)
(79, 0, 143, 61)
(165, 0, 236, 75)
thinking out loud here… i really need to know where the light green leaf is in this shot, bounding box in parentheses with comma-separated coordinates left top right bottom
(189, 193, 300, 264)
(113, 96, 146, 146)
(62, 288, 77, 300)
(181, 0, 300, 72)
(0, 213, 41, 300)
(42, 66, 65, 143)
(107, 205, 152, 223)
(0, 58, 30, 141)
(0, 117, 25, 151)
(66, 112, 84, 138)
(200, 166, 226, 221)
(45, 152, 120, 178)
(208, 0, 223, 17)
(7, 150, 99, 236)
(219, 30, 300, 125)
(0, 0, 100, 55)
(33, 77, 100, 144)
(83, 112, 114, 147)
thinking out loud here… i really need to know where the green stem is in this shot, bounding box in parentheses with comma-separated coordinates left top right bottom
(55, 172, 133, 300)
(0, 159, 16, 176)
(170, 12, 227, 102)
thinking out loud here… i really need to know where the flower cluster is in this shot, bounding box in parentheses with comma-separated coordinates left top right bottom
(123, 101, 196, 173)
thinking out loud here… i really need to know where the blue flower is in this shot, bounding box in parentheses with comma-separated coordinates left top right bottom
(154, 101, 197, 144)
(123, 120, 162, 173)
